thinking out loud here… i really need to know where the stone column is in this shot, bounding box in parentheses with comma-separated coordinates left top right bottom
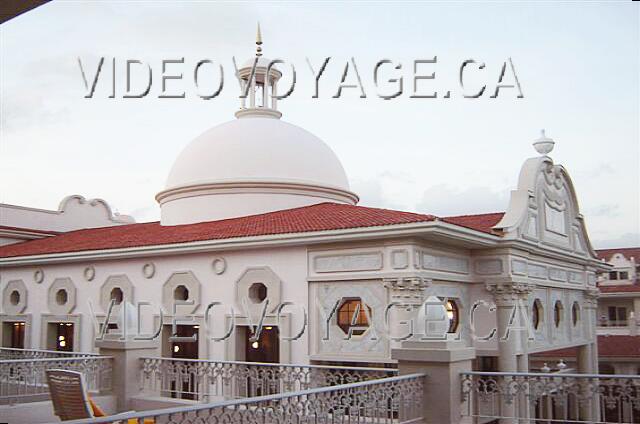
(582, 289, 601, 421)
(383, 276, 430, 347)
(634, 299, 640, 324)
(96, 339, 159, 411)
(486, 281, 535, 424)
(392, 341, 475, 424)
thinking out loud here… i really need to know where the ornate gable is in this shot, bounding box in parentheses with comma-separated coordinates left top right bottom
(494, 134, 596, 259)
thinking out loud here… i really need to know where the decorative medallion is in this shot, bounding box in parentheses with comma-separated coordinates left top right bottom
(142, 262, 156, 279)
(34, 269, 45, 284)
(212, 257, 227, 275)
(84, 266, 96, 282)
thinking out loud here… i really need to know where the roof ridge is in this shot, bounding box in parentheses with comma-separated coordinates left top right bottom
(443, 211, 505, 219)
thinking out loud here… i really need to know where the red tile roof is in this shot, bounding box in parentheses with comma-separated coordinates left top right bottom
(598, 284, 640, 294)
(0, 203, 426, 258)
(534, 335, 640, 358)
(0, 203, 504, 259)
(596, 247, 640, 262)
(442, 212, 505, 234)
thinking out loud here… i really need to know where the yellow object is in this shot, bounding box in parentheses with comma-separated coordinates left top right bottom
(89, 396, 154, 423)
(88, 397, 106, 417)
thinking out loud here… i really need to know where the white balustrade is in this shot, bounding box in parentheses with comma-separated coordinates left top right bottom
(0, 355, 113, 405)
(462, 371, 640, 423)
(67, 372, 426, 424)
(140, 356, 398, 402)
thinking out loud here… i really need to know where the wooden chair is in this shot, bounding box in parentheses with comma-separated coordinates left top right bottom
(46, 369, 151, 423)
(46, 369, 94, 420)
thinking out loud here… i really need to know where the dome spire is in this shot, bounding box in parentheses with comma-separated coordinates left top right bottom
(255, 23, 263, 57)
(235, 24, 283, 119)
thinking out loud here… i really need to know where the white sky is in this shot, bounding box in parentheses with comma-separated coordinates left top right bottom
(0, 1, 638, 249)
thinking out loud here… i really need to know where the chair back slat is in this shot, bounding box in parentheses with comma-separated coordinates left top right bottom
(45, 369, 94, 421)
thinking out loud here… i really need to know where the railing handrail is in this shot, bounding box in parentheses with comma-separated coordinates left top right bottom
(0, 347, 101, 357)
(63, 372, 426, 424)
(462, 370, 640, 379)
(0, 355, 113, 364)
(140, 356, 397, 373)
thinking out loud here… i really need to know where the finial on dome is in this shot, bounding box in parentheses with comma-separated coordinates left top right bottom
(533, 129, 555, 156)
(256, 23, 263, 57)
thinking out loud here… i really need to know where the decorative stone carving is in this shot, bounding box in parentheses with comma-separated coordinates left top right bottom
(236, 267, 282, 314)
(163, 271, 201, 314)
(383, 276, 430, 301)
(34, 269, 45, 284)
(390, 250, 409, 269)
(142, 263, 156, 279)
(528, 263, 548, 279)
(511, 260, 528, 276)
(212, 257, 227, 275)
(100, 275, 134, 312)
(485, 281, 535, 306)
(569, 271, 584, 284)
(314, 252, 383, 273)
(420, 252, 469, 274)
(84, 266, 96, 282)
(583, 288, 599, 309)
(492, 154, 597, 259)
(475, 259, 503, 275)
(3, 280, 27, 314)
(525, 214, 538, 239)
(544, 200, 567, 235)
(314, 281, 387, 358)
(48, 278, 77, 315)
(548, 268, 568, 282)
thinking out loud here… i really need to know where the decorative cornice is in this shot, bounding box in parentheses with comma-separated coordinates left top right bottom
(485, 281, 536, 305)
(383, 276, 431, 291)
(583, 288, 600, 307)
(156, 179, 359, 205)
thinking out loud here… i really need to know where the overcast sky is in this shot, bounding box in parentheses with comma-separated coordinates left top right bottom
(0, 1, 638, 249)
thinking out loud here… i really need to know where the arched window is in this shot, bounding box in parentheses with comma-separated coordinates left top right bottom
(446, 300, 459, 333)
(337, 298, 371, 336)
(532, 299, 543, 330)
(572, 302, 580, 326)
(554, 301, 564, 328)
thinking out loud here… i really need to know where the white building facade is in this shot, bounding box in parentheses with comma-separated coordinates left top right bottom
(0, 41, 607, 385)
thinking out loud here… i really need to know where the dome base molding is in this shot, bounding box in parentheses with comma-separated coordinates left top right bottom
(157, 180, 359, 226)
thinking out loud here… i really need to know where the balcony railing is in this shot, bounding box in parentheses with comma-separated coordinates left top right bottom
(140, 356, 398, 402)
(599, 320, 630, 327)
(0, 347, 101, 359)
(461, 371, 640, 423)
(68, 372, 426, 424)
(0, 355, 113, 405)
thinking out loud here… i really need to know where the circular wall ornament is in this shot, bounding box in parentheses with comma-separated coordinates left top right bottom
(84, 266, 96, 282)
(212, 257, 227, 275)
(142, 263, 156, 279)
(34, 269, 44, 284)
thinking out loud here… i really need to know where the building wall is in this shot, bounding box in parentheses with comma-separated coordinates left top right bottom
(0, 236, 600, 367)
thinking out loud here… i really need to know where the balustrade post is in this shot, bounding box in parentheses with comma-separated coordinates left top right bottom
(96, 339, 159, 411)
(392, 340, 475, 424)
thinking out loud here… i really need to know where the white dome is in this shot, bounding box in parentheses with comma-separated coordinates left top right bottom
(157, 117, 358, 225)
(165, 118, 350, 191)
